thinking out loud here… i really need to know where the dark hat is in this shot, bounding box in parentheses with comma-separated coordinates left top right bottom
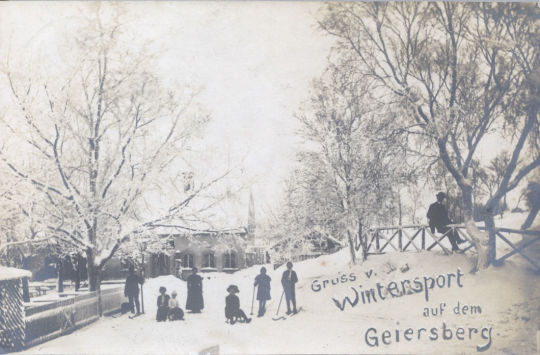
(159, 286, 166, 293)
(436, 192, 447, 199)
(227, 284, 239, 293)
(260, 266, 267, 274)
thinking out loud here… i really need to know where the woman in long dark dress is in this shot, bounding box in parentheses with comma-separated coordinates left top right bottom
(254, 267, 271, 317)
(186, 267, 204, 313)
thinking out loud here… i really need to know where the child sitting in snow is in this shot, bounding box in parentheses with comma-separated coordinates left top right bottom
(168, 290, 184, 321)
(225, 284, 251, 324)
(156, 286, 170, 322)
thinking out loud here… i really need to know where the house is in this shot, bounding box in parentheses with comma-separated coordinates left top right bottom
(100, 227, 254, 280)
(269, 231, 342, 267)
(169, 228, 250, 279)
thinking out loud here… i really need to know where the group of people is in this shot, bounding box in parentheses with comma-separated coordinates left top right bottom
(257, 262, 298, 316)
(225, 261, 298, 324)
(123, 266, 204, 321)
(156, 267, 204, 321)
(124, 262, 300, 324)
(122, 191, 461, 324)
(156, 287, 184, 321)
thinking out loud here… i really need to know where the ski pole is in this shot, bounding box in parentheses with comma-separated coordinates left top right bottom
(275, 290, 285, 316)
(250, 285, 256, 315)
(140, 258, 145, 314)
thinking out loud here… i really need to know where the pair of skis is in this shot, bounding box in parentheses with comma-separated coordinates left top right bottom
(110, 312, 142, 319)
(111, 311, 143, 319)
(272, 291, 302, 321)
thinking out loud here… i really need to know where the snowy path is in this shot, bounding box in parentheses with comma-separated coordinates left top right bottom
(20, 250, 539, 354)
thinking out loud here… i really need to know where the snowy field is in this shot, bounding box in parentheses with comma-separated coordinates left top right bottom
(16, 212, 540, 354)
(19, 244, 539, 354)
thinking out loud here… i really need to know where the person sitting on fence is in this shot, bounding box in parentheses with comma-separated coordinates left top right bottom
(156, 286, 170, 322)
(124, 265, 144, 315)
(225, 285, 251, 324)
(168, 290, 184, 321)
(427, 192, 466, 252)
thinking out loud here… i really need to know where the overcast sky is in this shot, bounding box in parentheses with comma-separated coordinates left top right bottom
(0, 2, 334, 226)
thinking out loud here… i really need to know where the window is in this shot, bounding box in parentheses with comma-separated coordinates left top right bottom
(120, 257, 132, 271)
(223, 250, 237, 269)
(182, 254, 194, 269)
(202, 252, 215, 268)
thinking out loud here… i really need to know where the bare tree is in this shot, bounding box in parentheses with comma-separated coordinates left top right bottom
(286, 64, 407, 263)
(0, 13, 230, 298)
(318, 2, 539, 271)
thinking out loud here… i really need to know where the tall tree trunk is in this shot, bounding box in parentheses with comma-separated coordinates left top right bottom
(347, 230, 356, 265)
(86, 248, 103, 316)
(461, 185, 490, 271)
(521, 206, 539, 230)
(484, 213, 497, 266)
(359, 222, 367, 261)
(56, 258, 64, 293)
(87, 248, 97, 291)
(74, 254, 81, 291)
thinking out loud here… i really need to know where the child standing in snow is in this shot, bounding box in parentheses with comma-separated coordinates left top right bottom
(168, 290, 184, 321)
(156, 286, 170, 322)
(254, 267, 271, 317)
(281, 261, 298, 315)
(225, 285, 251, 324)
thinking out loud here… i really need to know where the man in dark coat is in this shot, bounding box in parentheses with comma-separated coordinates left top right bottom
(124, 265, 144, 315)
(281, 261, 298, 315)
(254, 266, 271, 317)
(186, 267, 204, 313)
(427, 192, 465, 252)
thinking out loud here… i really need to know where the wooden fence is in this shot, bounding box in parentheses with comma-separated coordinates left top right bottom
(355, 224, 540, 271)
(0, 279, 26, 352)
(0, 268, 31, 353)
(24, 286, 124, 348)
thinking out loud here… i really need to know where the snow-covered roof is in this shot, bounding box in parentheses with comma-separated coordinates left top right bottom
(0, 266, 31, 281)
(151, 224, 247, 236)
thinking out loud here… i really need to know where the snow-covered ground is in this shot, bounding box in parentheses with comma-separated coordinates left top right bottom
(19, 235, 539, 354)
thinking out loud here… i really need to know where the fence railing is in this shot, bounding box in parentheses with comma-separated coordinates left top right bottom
(24, 286, 124, 348)
(355, 224, 540, 271)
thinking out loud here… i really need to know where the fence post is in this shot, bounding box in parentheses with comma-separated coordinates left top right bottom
(398, 227, 403, 251)
(489, 230, 497, 265)
(376, 231, 380, 252)
(421, 228, 426, 250)
(22, 277, 30, 303)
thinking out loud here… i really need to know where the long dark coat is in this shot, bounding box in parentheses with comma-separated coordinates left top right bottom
(124, 274, 142, 297)
(427, 202, 452, 233)
(281, 270, 298, 297)
(186, 274, 204, 311)
(254, 274, 271, 301)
